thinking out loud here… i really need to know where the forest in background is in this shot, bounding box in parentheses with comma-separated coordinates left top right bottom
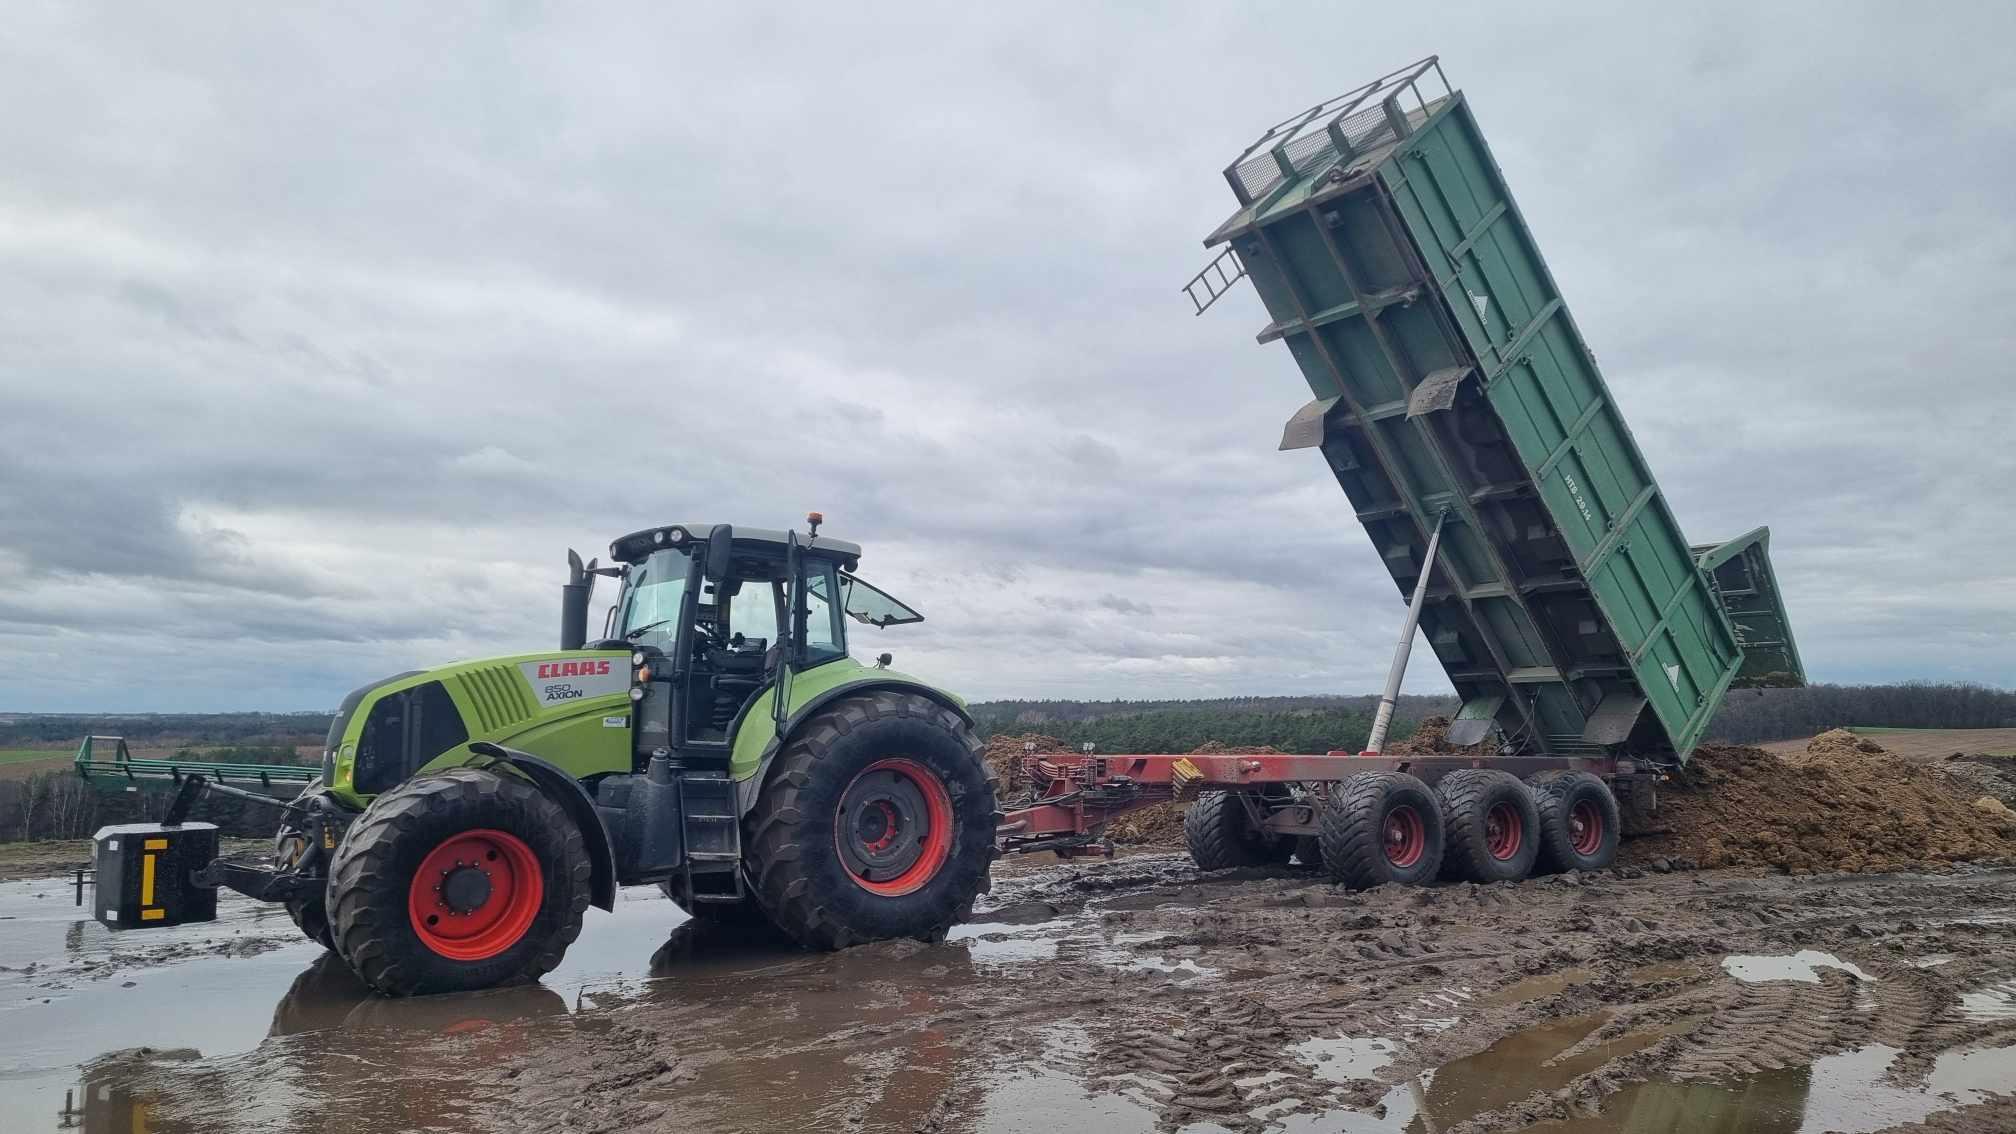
(4, 682, 2013, 842)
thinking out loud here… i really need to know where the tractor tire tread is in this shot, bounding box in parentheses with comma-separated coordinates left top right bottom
(745, 692, 992, 952)
(326, 766, 589, 996)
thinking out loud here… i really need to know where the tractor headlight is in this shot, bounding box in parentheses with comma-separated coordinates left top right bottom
(629, 686, 646, 702)
(631, 650, 647, 668)
(666, 527, 687, 543)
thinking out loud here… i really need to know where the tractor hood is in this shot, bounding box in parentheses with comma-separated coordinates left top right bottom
(322, 650, 636, 807)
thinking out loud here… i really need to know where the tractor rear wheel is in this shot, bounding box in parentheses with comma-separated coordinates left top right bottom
(1437, 769, 1540, 883)
(745, 692, 994, 951)
(326, 767, 590, 996)
(1184, 791, 1291, 870)
(1529, 770, 1621, 874)
(1318, 772, 1444, 889)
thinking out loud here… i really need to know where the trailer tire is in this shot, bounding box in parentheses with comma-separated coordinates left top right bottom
(1529, 771, 1620, 874)
(326, 767, 590, 996)
(745, 692, 994, 951)
(1436, 770, 1540, 884)
(1319, 772, 1444, 889)
(1184, 791, 1289, 870)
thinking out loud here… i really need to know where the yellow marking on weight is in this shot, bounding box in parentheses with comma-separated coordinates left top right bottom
(144, 838, 168, 849)
(141, 908, 165, 921)
(140, 851, 158, 907)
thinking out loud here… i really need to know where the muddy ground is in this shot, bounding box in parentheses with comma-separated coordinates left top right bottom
(7, 854, 2015, 1134)
(7, 729, 2016, 1133)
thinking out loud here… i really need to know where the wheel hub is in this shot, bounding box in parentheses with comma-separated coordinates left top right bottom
(440, 864, 493, 914)
(1485, 801, 1522, 861)
(405, 829, 544, 961)
(1382, 805, 1426, 868)
(835, 758, 955, 897)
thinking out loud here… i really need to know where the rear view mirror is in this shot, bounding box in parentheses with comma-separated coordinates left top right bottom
(704, 524, 734, 583)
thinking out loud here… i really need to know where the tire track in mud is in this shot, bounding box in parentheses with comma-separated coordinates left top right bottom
(1666, 968, 1867, 1077)
(70, 858, 2016, 1134)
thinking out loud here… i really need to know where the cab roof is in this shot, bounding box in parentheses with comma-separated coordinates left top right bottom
(609, 523, 862, 568)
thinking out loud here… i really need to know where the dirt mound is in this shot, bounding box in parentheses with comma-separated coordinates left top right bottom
(1939, 752, 2016, 809)
(1794, 727, 1888, 764)
(1624, 743, 2016, 873)
(1384, 715, 1482, 756)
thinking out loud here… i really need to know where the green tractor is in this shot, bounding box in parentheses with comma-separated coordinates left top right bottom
(93, 517, 997, 996)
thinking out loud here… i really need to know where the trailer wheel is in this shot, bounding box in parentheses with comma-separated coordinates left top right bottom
(1183, 791, 1290, 870)
(745, 692, 994, 951)
(1529, 771, 1621, 874)
(326, 767, 590, 996)
(1436, 770, 1540, 883)
(1318, 772, 1444, 889)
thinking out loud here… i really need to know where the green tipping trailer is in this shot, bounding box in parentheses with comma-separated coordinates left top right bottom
(1193, 58, 1801, 767)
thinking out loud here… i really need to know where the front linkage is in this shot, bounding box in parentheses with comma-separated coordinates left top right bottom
(78, 772, 349, 929)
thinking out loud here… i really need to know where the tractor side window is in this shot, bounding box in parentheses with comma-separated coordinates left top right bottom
(840, 574, 924, 628)
(801, 565, 845, 664)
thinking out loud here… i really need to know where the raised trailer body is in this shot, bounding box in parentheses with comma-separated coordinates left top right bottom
(1000, 57, 1800, 857)
(1207, 58, 1799, 766)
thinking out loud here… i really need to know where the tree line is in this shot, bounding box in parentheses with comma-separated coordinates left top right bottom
(1702, 682, 2016, 743)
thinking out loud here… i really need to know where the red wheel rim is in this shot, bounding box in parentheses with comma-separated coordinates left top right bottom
(1569, 800, 1604, 856)
(836, 758, 954, 897)
(1484, 801, 1523, 861)
(406, 829, 544, 961)
(1383, 804, 1426, 868)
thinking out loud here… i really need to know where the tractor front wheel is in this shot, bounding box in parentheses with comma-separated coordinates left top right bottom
(745, 692, 994, 951)
(326, 767, 590, 996)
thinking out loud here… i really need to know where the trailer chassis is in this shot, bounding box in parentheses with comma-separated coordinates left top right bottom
(994, 749, 1657, 855)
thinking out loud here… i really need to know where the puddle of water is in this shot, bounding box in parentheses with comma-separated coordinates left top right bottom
(1482, 967, 1595, 1006)
(946, 922, 1064, 965)
(1960, 978, 2016, 1021)
(1271, 1013, 1658, 1133)
(1722, 950, 1876, 984)
(1909, 954, 1955, 969)
(0, 878, 692, 1134)
(1546, 1041, 2016, 1134)
(1291, 1035, 1398, 1082)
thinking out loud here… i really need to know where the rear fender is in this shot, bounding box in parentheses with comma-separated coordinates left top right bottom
(465, 742, 617, 912)
(734, 679, 975, 814)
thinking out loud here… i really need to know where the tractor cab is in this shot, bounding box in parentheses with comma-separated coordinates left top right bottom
(583, 520, 924, 764)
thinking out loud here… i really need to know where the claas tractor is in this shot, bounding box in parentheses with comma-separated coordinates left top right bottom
(86, 517, 996, 996)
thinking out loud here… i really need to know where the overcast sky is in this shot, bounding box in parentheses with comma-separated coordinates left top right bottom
(4, 4, 2013, 712)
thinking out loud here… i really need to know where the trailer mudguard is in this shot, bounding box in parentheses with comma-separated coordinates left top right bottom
(466, 742, 617, 912)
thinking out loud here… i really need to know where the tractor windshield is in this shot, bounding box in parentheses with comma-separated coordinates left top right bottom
(619, 548, 692, 649)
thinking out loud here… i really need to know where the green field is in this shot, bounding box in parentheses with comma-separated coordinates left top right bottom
(0, 748, 69, 766)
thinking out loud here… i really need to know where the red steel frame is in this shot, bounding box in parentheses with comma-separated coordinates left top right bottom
(994, 750, 1629, 854)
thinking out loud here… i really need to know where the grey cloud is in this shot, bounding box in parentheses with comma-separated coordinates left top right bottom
(3, 3, 2013, 710)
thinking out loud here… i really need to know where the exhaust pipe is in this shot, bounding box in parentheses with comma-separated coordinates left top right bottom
(561, 549, 591, 650)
